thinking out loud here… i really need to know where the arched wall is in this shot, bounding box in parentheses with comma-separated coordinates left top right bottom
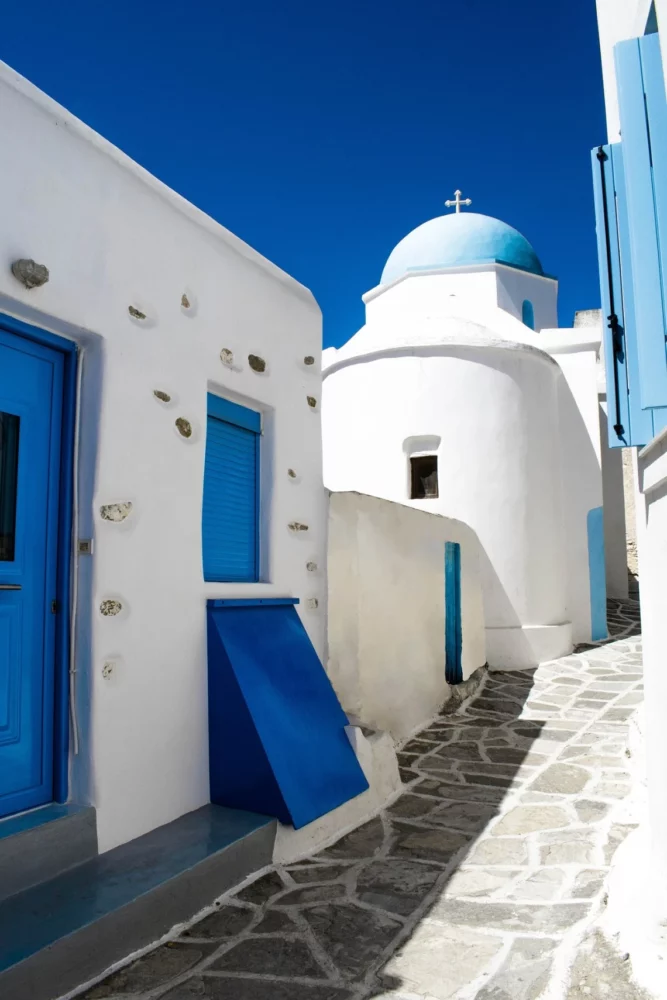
(322, 345, 572, 667)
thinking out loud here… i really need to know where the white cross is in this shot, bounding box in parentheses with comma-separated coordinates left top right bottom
(445, 189, 472, 213)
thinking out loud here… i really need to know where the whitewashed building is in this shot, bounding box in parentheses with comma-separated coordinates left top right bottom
(323, 200, 625, 669)
(0, 62, 376, 1000)
(589, 0, 667, 988)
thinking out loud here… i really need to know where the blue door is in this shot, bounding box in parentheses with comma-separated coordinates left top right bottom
(0, 328, 64, 819)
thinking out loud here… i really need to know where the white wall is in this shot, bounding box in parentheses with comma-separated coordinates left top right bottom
(363, 264, 558, 333)
(547, 346, 605, 642)
(323, 341, 572, 669)
(327, 492, 486, 740)
(0, 63, 327, 853)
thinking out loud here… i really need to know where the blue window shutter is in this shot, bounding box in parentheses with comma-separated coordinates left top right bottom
(202, 397, 260, 583)
(615, 36, 667, 409)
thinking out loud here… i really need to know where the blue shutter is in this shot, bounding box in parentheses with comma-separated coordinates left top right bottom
(615, 35, 667, 409)
(202, 395, 260, 582)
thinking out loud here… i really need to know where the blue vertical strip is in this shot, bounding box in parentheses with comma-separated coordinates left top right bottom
(613, 146, 657, 446)
(521, 300, 535, 330)
(615, 37, 667, 409)
(445, 541, 463, 685)
(587, 507, 608, 642)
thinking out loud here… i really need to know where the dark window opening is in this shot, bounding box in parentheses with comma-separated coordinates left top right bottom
(0, 411, 20, 562)
(410, 455, 438, 499)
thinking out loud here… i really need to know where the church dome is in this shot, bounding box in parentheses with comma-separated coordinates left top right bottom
(381, 212, 544, 284)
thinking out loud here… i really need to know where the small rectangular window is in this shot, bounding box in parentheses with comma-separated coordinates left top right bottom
(410, 455, 438, 499)
(202, 395, 261, 582)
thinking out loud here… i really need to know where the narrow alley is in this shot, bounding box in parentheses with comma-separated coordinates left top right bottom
(79, 598, 646, 1000)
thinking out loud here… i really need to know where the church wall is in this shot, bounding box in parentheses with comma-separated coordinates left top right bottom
(550, 350, 606, 642)
(494, 268, 558, 331)
(322, 345, 572, 669)
(0, 64, 327, 853)
(326, 491, 486, 740)
(364, 270, 499, 322)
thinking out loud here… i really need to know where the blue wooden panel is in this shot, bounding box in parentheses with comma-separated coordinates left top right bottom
(202, 403, 260, 583)
(445, 542, 462, 685)
(207, 603, 369, 829)
(615, 37, 667, 409)
(642, 34, 667, 329)
(587, 507, 608, 642)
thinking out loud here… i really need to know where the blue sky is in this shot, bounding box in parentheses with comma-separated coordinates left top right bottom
(2, 0, 606, 346)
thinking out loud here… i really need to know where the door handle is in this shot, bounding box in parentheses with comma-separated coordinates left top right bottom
(0, 584, 21, 590)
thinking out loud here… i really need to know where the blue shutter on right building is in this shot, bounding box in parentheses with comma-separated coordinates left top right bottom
(591, 33, 667, 447)
(202, 394, 261, 582)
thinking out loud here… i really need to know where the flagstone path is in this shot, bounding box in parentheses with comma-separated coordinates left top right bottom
(81, 598, 649, 1000)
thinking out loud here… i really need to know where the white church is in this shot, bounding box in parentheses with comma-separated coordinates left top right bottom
(323, 190, 626, 670)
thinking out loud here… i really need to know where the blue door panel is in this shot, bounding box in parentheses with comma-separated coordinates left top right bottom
(0, 329, 64, 818)
(202, 402, 260, 583)
(445, 542, 463, 685)
(208, 601, 369, 829)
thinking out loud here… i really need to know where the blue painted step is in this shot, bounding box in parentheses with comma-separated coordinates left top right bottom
(0, 804, 275, 1000)
(0, 803, 97, 902)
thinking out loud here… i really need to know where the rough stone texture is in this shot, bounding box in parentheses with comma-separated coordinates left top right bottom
(78, 598, 645, 1000)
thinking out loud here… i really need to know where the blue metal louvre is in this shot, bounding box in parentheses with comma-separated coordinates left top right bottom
(202, 403, 260, 583)
(615, 35, 667, 410)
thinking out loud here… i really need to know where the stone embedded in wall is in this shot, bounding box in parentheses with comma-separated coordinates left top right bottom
(248, 354, 267, 374)
(153, 390, 171, 403)
(304, 356, 315, 366)
(11, 258, 49, 289)
(307, 598, 319, 610)
(175, 417, 192, 439)
(288, 469, 297, 479)
(102, 662, 114, 679)
(100, 502, 133, 523)
(220, 348, 234, 367)
(307, 396, 317, 408)
(128, 306, 147, 320)
(288, 522, 309, 532)
(100, 599, 122, 617)
(306, 561, 318, 572)
(181, 293, 191, 309)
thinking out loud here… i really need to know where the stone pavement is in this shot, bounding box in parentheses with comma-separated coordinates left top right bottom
(80, 598, 648, 1000)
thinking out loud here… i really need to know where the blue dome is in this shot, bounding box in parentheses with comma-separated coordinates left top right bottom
(381, 212, 544, 284)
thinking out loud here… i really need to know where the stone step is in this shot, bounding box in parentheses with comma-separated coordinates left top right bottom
(0, 804, 275, 1000)
(0, 803, 97, 903)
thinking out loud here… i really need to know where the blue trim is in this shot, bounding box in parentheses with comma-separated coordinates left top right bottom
(521, 300, 535, 330)
(587, 507, 608, 642)
(445, 541, 463, 685)
(0, 313, 76, 806)
(207, 598, 299, 608)
(207, 393, 261, 432)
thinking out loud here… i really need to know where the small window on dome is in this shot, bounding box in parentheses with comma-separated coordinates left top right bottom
(410, 456, 438, 499)
(522, 300, 535, 330)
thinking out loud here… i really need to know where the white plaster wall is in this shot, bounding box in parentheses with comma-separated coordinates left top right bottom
(635, 435, 667, 928)
(326, 492, 486, 740)
(596, 0, 660, 142)
(0, 63, 327, 853)
(363, 265, 558, 333)
(547, 348, 604, 642)
(323, 344, 571, 669)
